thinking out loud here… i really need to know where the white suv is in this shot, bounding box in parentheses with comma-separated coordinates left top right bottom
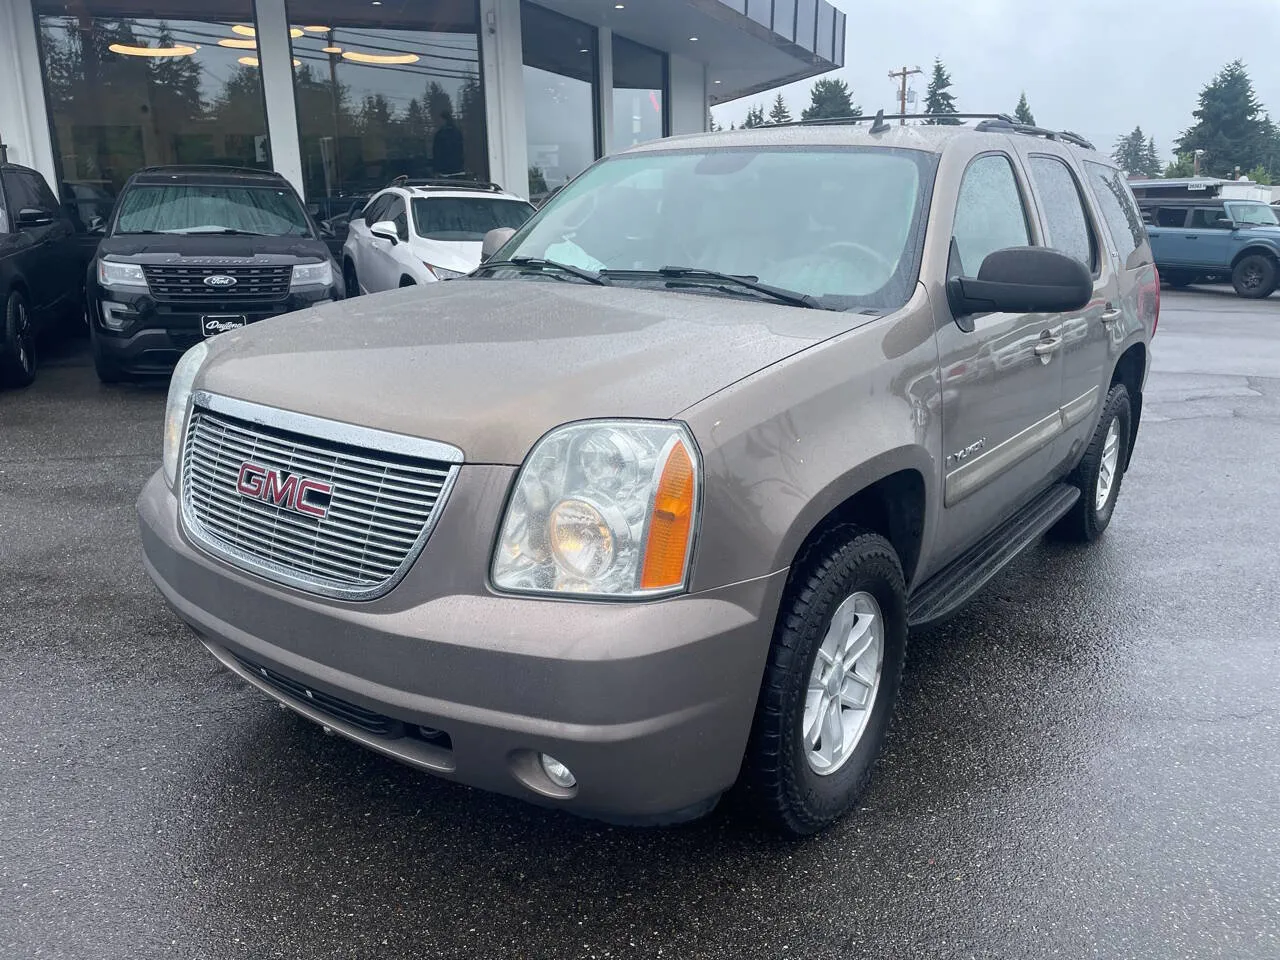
(342, 179, 535, 295)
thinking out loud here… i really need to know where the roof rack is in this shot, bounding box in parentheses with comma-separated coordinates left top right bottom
(972, 118, 1095, 150)
(759, 112, 1097, 151)
(139, 164, 282, 177)
(389, 175, 505, 193)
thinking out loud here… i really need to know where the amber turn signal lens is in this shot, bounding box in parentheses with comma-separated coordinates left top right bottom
(640, 440, 696, 591)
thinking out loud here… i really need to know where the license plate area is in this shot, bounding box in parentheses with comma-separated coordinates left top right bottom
(201, 315, 247, 337)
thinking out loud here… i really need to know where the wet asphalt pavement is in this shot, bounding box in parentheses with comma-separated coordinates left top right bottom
(2, 289, 1278, 959)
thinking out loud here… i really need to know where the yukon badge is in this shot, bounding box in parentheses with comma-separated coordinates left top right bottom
(947, 438, 987, 467)
(236, 462, 333, 519)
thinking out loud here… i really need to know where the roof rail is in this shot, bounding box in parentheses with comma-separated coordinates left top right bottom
(972, 118, 1096, 151)
(139, 164, 281, 177)
(389, 175, 505, 193)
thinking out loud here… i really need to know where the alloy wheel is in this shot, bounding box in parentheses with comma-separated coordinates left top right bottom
(1095, 417, 1121, 512)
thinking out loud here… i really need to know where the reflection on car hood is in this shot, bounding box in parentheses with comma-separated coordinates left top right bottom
(98, 234, 329, 260)
(196, 279, 845, 463)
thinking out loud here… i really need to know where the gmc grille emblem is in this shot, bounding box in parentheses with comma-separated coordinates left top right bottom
(204, 274, 238, 287)
(236, 462, 333, 519)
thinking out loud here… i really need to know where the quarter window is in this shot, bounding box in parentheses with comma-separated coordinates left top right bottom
(1029, 156, 1097, 272)
(949, 154, 1030, 278)
(1084, 161, 1147, 262)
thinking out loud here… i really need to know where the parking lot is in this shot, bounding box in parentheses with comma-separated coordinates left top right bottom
(2, 288, 1278, 959)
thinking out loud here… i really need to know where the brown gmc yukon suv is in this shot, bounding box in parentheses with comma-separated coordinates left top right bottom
(138, 116, 1157, 835)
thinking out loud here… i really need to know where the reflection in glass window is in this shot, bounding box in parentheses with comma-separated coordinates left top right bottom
(611, 37, 666, 154)
(35, 0, 268, 215)
(522, 2, 598, 202)
(1029, 156, 1096, 270)
(287, 0, 486, 210)
(950, 154, 1030, 278)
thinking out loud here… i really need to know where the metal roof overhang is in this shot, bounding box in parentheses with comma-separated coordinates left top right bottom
(531, 0, 845, 103)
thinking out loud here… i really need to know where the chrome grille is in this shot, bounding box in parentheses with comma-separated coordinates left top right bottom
(144, 263, 293, 302)
(180, 396, 459, 599)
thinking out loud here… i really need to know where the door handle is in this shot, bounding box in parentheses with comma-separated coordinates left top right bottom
(1034, 336, 1063, 357)
(1101, 307, 1123, 324)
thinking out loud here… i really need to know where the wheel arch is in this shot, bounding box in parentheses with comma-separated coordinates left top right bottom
(1230, 244, 1280, 270)
(1110, 342, 1146, 470)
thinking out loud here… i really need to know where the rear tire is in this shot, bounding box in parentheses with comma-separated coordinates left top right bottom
(0, 289, 37, 388)
(1232, 254, 1277, 299)
(744, 527, 908, 836)
(1163, 272, 1191, 289)
(1053, 383, 1132, 542)
(343, 259, 360, 298)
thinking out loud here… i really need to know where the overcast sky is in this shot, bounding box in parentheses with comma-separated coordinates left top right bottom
(713, 0, 1280, 165)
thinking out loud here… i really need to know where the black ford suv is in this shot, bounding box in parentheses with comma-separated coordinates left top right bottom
(88, 166, 343, 383)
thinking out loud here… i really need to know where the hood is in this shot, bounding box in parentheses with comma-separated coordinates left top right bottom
(196, 280, 846, 463)
(409, 237, 483, 274)
(1241, 224, 1280, 238)
(99, 233, 330, 261)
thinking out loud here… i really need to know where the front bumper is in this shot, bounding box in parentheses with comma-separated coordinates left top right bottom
(90, 285, 339, 374)
(137, 469, 786, 823)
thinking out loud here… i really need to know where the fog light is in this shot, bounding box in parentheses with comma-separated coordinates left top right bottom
(539, 753, 576, 788)
(100, 301, 135, 331)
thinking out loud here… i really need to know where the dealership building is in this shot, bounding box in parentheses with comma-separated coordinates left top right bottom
(0, 0, 845, 215)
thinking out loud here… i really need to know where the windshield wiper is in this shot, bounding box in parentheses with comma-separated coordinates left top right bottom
(604, 266, 821, 309)
(475, 257, 610, 285)
(177, 227, 275, 236)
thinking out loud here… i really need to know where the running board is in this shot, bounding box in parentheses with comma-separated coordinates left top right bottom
(907, 483, 1079, 627)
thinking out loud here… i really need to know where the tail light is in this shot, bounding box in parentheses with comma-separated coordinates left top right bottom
(1152, 267, 1160, 336)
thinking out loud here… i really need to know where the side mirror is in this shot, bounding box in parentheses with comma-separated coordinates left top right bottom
(369, 220, 399, 245)
(481, 227, 516, 262)
(16, 208, 55, 229)
(948, 247, 1091, 324)
(1216, 217, 1236, 228)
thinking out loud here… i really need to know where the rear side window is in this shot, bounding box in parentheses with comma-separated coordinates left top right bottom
(1028, 156, 1097, 272)
(1084, 161, 1148, 263)
(949, 154, 1030, 278)
(1156, 207, 1188, 228)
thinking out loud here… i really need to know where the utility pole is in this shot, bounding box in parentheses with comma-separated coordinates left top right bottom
(888, 66, 923, 124)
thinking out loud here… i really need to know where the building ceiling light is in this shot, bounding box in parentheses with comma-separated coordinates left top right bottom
(289, 28, 304, 38)
(614, 3, 624, 7)
(238, 56, 259, 66)
(342, 50, 419, 64)
(217, 38, 257, 49)
(294, 58, 301, 66)
(689, 36, 698, 41)
(232, 24, 256, 37)
(302, 25, 330, 33)
(109, 42, 198, 57)
(322, 46, 342, 53)
(713, 79, 722, 84)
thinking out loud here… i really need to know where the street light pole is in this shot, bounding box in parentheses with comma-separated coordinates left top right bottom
(888, 66, 923, 124)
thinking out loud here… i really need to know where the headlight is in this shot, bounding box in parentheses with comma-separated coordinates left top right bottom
(162, 340, 210, 489)
(97, 260, 147, 289)
(492, 421, 700, 598)
(291, 261, 333, 287)
(425, 263, 464, 281)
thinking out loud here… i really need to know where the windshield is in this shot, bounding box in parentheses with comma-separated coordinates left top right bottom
(497, 146, 934, 311)
(1228, 202, 1280, 226)
(412, 197, 535, 241)
(114, 184, 312, 236)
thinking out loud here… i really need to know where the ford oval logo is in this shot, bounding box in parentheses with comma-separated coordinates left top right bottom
(204, 274, 238, 287)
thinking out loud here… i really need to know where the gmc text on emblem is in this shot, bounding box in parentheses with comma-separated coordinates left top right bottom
(236, 462, 333, 519)
(204, 274, 238, 287)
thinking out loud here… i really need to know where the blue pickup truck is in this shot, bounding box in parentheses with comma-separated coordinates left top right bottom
(1140, 198, 1280, 298)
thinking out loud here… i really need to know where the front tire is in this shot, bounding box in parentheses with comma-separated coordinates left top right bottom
(1232, 254, 1277, 299)
(1054, 383, 1132, 542)
(0, 289, 37, 388)
(745, 527, 908, 836)
(89, 327, 125, 384)
(343, 259, 360, 298)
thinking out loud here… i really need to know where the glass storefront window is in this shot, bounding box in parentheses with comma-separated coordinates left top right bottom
(35, 0, 269, 230)
(286, 0, 486, 212)
(521, 2, 597, 203)
(610, 36, 665, 154)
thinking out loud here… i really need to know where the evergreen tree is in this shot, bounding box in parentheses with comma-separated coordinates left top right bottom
(1014, 92, 1035, 125)
(1112, 126, 1151, 175)
(1176, 60, 1279, 179)
(801, 78, 860, 121)
(743, 104, 766, 128)
(1142, 138, 1161, 177)
(923, 58, 959, 124)
(768, 92, 792, 124)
